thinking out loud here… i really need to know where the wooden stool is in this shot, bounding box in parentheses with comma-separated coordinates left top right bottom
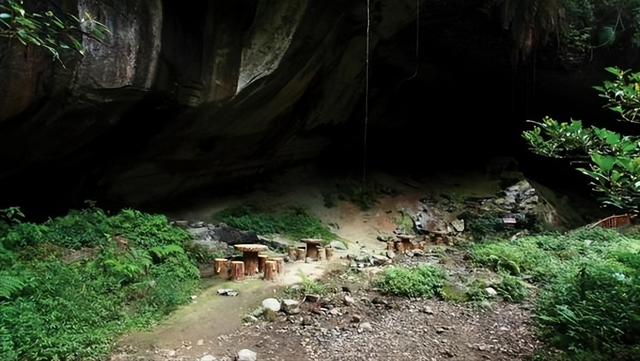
(231, 261, 245, 281)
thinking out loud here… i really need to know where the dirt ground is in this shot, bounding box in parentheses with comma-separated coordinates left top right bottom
(111, 166, 544, 361)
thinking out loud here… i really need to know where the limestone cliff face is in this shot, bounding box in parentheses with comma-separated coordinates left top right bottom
(0, 0, 420, 208)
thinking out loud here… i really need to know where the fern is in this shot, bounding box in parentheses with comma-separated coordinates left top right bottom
(149, 244, 185, 260)
(0, 272, 25, 299)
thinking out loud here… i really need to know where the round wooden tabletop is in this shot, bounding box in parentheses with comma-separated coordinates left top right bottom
(233, 244, 269, 252)
(300, 238, 324, 244)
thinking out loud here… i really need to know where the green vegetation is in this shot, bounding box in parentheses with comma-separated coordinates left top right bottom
(0, 0, 110, 63)
(374, 263, 447, 298)
(214, 205, 335, 241)
(0, 207, 203, 361)
(523, 67, 640, 214)
(470, 227, 640, 360)
(322, 178, 379, 210)
(493, 0, 640, 62)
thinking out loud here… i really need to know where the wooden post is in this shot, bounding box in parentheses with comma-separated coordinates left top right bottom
(263, 260, 277, 281)
(270, 257, 284, 275)
(258, 255, 269, 273)
(214, 258, 230, 279)
(325, 247, 333, 260)
(231, 261, 245, 281)
(318, 247, 326, 261)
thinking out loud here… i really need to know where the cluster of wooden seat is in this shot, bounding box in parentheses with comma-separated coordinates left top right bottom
(287, 238, 333, 262)
(213, 244, 284, 281)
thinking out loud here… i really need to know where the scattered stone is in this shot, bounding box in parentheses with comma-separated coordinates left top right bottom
(359, 322, 373, 332)
(243, 315, 259, 323)
(200, 355, 216, 361)
(330, 240, 347, 250)
(196, 339, 204, 346)
(351, 314, 362, 323)
(304, 294, 320, 303)
(217, 289, 238, 297)
(371, 254, 389, 265)
(328, 308, 342, 316)
(485, 287, 498, 297)
(301, 316, 313, 326)
(236, 348, 257, 361)
(305, 257, 313, 263)
(173, 220, 189, 228)
(263, 308, 277, 322)
(251, 307, 265, 317)
(343, 295, 355, 306)
(262, 298, 281, 312)
(386, 250, 395, 259)
(436, 327, 446, 333)
(281, 299, 301, 315)
(423, 306, 434, 314)
(451, 219, 465, 232)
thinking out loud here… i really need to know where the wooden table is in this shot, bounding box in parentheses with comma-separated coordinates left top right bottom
(300, 238, 324, 260)
(234, 244, 268, 275)
(395, 235, 414, 252)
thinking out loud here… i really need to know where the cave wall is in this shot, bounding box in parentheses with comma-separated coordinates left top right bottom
(0, 0, 421, 212)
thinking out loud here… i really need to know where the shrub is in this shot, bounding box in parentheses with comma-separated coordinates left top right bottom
(0, 207, 201, 361)
(470, 227, 640, 359)
(214, 205, 335, 241)
(374, 263, 447, 298)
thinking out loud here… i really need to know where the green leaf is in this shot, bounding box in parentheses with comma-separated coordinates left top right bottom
(591, 154, 615, 173)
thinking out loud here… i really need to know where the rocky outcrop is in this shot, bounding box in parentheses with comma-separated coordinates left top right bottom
(0, 0, 421, 210)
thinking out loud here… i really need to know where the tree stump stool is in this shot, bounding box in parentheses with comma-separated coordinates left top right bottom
(318, 247, 326, 261)
(325, 247, 333, 260)
(288, 246, 298, 261)
(263, 260, 277, 281)
(296, 247, 306, 261)
(233, 244, 268, 276)
(258, 254, 269, 273)
(270, 257, 285, 274)
(300, 239, 324, 260)
(231, 261, 245, 281)
(214, 258, 230, 279)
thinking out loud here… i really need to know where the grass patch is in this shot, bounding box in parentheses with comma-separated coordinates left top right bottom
(0, 207, 202, 361)
(469, 227, 640, 360)
(322, 178, 380, 210)
(213, 205, 335, 241)
(373, 263, 447, 298)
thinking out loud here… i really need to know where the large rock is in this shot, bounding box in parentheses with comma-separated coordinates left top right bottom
(0, 0, 421, 211)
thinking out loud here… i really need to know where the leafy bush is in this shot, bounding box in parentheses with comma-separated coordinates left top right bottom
(0, 207, 201, 361)
(494, 274, 529, 302)
(523, 67, 640, 213)
(322, 178, 379, 210)
(374, 263, 447, 298)
(470, 227, 640, 359)
(214, 205, 335, 241)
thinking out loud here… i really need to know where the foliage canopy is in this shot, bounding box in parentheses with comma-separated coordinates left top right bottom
(523, 67, 640, 213)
